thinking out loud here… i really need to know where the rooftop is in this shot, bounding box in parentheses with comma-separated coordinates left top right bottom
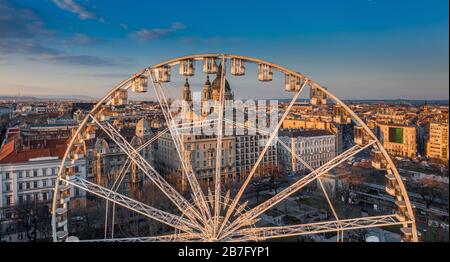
(0, 138, 67, 165)
(279, 129, 335, 138)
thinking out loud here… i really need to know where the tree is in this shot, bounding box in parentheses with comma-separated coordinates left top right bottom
(13, 201, 51, 242)
(253, 163, 286, 194)
(69, 199, 105, 239)
(267, 164, 286, 194)
(339, 172, 365, 204)
(250, 174, 265, 202)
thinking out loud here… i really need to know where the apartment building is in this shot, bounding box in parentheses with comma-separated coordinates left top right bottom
(156, 133, 236, 186)
(426, 121, 449, 162)
(278, 129, 336, 174)
(378, 123, 417, 158)
(0, 137, 86, 219)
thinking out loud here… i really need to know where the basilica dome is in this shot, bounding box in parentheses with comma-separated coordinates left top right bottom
(211, 74, 231, 92)
(211, 64, 231, 93)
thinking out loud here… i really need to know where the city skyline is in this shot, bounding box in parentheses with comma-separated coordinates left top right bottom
(0, 0, 448, 100)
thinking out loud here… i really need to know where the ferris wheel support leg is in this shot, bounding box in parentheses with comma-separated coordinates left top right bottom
(150, 76, 212, 225)
(89, 114, 206, 227)
(218, 81, 309, 237)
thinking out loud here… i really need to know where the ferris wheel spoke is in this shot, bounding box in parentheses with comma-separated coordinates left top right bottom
(103, 128, 170, 239)
(309, 80, 418, 242)
(276, 138, 344, 241)
(53, 54, 418, 242)
(104, 159, 132, 239)
(228, 214, 411, 241)
(213, 56, 227, 233)
(218, 80, 309, 236)
(225, 118, 344, 240)
(317, 178, 344, 241)
(79, 232, 203, 242)
(60, 176, 200, 233)
(132, 119, 217, 154)
(89, 114, 206, 226)
(221, 141, 376, 238)
(150, 75, 212, 223)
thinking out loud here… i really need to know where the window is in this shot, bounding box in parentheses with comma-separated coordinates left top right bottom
(34, 181, 38, 188)
(33, 170, 38, 177)
(6, 196, 12, 206)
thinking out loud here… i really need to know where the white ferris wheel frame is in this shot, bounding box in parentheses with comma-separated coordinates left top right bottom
(51, 54, 418, 242)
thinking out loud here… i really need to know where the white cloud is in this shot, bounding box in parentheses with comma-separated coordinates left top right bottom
(52, 0, 96, 20)
(132, 22, 186, 41)
(120, 23, 128, 30)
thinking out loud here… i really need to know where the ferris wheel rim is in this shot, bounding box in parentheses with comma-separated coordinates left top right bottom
(51, 53, 418, 242)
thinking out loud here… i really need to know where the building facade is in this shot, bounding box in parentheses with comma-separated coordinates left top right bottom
(426, 121, 449, 162)
(235, 134, 277, 177)
(83, 118, 155, 193)
(0, 138, 86, 220)
(378, 123, 417, 158)
(156, 133, 236, 184)
(282, 118, 333, 130)
(278, 130, 336, 174)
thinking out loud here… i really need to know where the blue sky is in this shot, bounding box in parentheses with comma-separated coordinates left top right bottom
(0, 0, 448, 99)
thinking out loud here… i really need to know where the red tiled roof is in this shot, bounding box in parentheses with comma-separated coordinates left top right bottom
(0, 139, 15, 163)
(0, 139, 67, 164)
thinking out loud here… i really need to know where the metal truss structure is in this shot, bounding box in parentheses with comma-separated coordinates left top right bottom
(52, 54, 418, 242)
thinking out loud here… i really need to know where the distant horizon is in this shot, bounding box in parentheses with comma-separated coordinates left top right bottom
(0, 0, 448, 100)
(0, 93, 448, 103)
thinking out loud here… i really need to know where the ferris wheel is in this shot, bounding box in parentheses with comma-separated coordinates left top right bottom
(51, 54, 418, 242)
